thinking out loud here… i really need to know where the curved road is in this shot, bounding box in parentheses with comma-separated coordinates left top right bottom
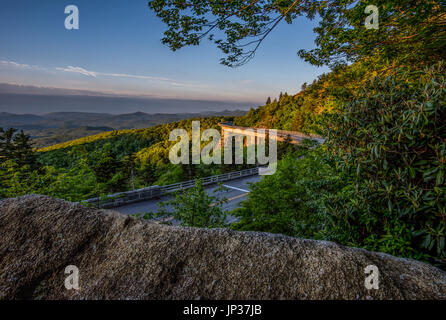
(116, 174, 262, 223)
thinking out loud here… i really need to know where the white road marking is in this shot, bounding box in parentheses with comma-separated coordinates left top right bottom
(211, 192, 249, 207)
(222, 185, 250, 193)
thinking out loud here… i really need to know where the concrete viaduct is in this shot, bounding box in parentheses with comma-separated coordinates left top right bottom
(218, 122, 324, 145)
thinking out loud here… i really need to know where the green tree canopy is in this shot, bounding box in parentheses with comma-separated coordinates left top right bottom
(155, 180, 228, 228)
(148, 0, 445, 68)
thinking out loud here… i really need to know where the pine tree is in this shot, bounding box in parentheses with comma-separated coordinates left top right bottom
(0, 128, 17, 163)
(140, 162, 156, 186)
(93, 144, 122, 186)
(0, 127, 4, 163)
(291, 112, 304, 131)
(266, 97, 271, 104)
(124, 153, 136, 190)
(181, 139, 197, 180)
(156, 180, 227, 228)
(13, 130, 38, 169)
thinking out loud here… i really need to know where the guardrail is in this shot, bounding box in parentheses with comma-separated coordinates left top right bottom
(83, 167, 259, 209)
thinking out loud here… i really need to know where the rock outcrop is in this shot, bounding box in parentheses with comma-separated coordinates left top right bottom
(0, 195, 445, 300)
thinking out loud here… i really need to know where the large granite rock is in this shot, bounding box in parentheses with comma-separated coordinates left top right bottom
(0, 195, 445, 300)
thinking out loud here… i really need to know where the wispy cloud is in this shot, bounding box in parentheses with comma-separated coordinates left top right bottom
(100, 72, 169, 81)
(0, 60, 30, 68)
(1, 60, 204, 88)
(56, 66, 97, 77)
(0, 60, 45, 70)
(99, 72, 193, 87)
(56, 65, 202, 87)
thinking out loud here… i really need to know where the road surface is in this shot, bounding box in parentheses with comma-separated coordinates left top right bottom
(116, 174, 262, 223)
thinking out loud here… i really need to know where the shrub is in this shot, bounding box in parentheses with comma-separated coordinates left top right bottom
(232, 145, 343, 238)
(326, 62, 446, 266)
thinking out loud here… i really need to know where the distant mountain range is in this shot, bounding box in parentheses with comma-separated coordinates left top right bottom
(0, 110, 246, 148)
(0, 83, 253, 147)
(0, 83, 258, 114)
(0, 110, 246, 130)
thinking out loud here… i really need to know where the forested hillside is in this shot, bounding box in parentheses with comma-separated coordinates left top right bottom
(0, 110, 247, 148)
(1, 116, 261, 202)
(234, 55, 412, 133)
(231, 60, 446, 269)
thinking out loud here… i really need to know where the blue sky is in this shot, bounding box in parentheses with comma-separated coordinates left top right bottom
(0, 0, 329, 105)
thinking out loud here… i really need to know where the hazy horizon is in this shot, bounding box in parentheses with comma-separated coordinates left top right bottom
(0, 83, 256, 115)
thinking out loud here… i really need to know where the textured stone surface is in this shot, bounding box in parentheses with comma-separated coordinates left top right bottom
(0, 195, 445, 300)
